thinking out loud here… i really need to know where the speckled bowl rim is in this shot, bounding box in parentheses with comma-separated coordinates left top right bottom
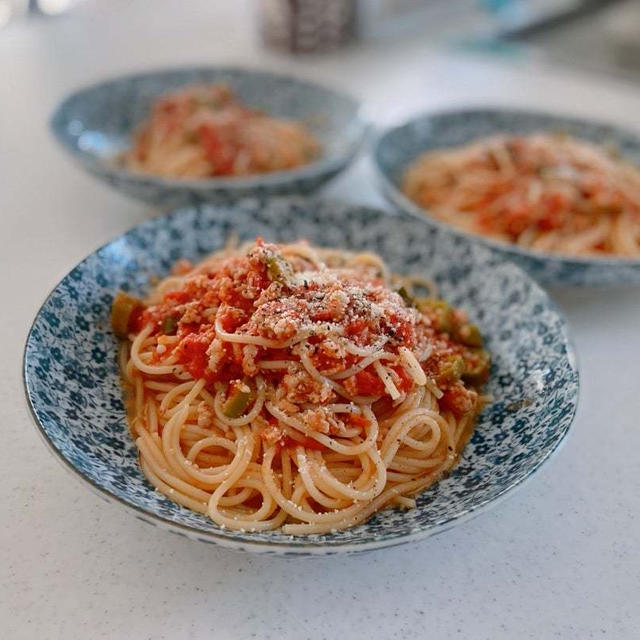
(49, 65, 370, 189)
(373, 106, 640, 270)
(22, 199, 580, 555)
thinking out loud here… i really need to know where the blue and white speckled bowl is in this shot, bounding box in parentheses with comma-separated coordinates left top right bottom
(373, 107, 640, 286)
(50, 67, 368, 207)
(23, 199, 579, 555)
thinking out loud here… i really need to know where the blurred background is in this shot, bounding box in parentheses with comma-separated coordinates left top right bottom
(4, 0, 640, 258)
(2, 0, 640, 80)
(4, 1, 640, 215)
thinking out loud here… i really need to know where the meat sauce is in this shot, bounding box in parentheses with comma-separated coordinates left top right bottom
(115, 240, 489, 424)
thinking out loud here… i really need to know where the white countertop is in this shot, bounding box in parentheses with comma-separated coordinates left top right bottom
(2, 2, 639, 639)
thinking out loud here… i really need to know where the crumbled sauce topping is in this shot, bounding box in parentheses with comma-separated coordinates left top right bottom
(132, 240, 488, 439)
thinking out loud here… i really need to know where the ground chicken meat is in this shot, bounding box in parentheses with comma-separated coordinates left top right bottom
(255, 416, 285, 446)
(241, 344, 260, 376)
(281, 370, 334, 405)
(196, 401, 215, 428)
(301, 407, 345, 435)
(324, 289, 349, 321)
(206, 337, 226, 370)
(180, 301, 203, 324)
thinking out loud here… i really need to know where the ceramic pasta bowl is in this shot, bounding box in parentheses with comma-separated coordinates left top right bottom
(24, 198, 579, 555)
(373, 107, 640, 286)
(50, 67, 368, 207)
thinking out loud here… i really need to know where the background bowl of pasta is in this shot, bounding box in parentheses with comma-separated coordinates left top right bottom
(373, 107, 640, 285)
(24, 198, 578, 555)
(50, 67, 368, 207)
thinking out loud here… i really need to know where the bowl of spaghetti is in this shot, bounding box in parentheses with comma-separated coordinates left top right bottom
(24, 198, 578, 555)
(50, 67, 367, 207)
(374, 107, 640, 285)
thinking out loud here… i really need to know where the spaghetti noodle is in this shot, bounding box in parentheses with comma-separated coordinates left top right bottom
(122, 84, 320, 178)
(112, 240, 490, 534)
(402, 133, 640, 256)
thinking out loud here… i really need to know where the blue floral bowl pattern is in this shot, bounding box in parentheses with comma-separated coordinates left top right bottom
(373, 107, 640, 286)
(50, 67, 368, 207)
(23, 198, 579, 555)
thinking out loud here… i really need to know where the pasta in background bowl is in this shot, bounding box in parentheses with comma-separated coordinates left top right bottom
(23, 199, 578, 555)
(50, 67, 367, 207)
(374, 107, 640, 285)
(121, 84, 320, 178)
